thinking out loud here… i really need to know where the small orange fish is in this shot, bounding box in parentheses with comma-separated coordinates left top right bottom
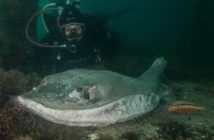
(168, 101, 205, 113)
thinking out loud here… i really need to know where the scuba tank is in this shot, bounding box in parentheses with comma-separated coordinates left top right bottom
(37, 0, 54, 41)
(36, 0, 80, 41)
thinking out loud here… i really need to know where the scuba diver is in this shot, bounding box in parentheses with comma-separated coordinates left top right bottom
(26, 0, 119, 74)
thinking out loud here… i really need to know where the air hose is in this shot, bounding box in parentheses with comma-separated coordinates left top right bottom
(41, 3, 58, 34)
(25, 4, 65, 48)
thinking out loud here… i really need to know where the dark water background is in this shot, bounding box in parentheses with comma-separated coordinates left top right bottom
(83, 0, 214, 60)
(84, 0, 214, 81)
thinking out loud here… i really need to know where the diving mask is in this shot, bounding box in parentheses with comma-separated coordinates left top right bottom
(60, 23, 85, 42)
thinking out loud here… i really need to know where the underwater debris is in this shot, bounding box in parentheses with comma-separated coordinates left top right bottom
(13, 135, 34, 140)
(88, 133, 100, 140)
(191, 124, 214, 140)
(158, 121, 191, 140)
(12, 109, 37, 128)
(120, 132, 139, 140)
(0, 101, 37, 139)
(141, 124, 159, 139)
(168, 101, 205, 113)
(0, 118, 11, 137)
(0, 106, 13, 138)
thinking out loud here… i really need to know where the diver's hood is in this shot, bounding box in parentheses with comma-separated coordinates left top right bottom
(59, 4, 85, 27)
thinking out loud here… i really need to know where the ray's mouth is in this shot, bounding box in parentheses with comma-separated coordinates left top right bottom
(68, 85, 99, 103)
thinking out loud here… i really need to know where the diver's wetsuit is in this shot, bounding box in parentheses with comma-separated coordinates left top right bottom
(34, 13, 119, 74)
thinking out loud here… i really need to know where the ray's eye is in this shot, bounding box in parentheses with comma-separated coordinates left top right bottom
(77, 87, 83, 92)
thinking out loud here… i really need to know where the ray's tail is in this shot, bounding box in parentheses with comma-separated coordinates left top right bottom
(139, 57, 167, 94)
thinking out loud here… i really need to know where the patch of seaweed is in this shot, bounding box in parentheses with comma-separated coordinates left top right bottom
(0, 69, 41, 139)
(0, 101, 37, 140)
(158, 121, 191, 140)
(0, 69, 40, 97)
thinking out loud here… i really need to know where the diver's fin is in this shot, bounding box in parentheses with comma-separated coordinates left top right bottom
(138, 57, 167, 93)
